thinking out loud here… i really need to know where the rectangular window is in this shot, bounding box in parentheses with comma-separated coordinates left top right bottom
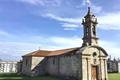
(53, 57, 55, 64)
(25, 59, 28, 66)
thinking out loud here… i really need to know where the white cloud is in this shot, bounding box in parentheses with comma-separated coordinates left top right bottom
(19, 0, 61, 7)
(0, 30, 10, 36)
(0, 36, 120, 61)
(99, 40, 120, 58)
(92, 5, 102, 14)
(61, 23, 79, 30)
(19, 0, 39, 5)
(49, 36, 82, 48)
(98, 12, 120, 30)
(50, 37, 120, 58)
(63, 27, 77, 31)
(62, 23, 79, 28)
(42, 13, 81, 23)
(0, 42, 41, 56)
(82, 0, 102, 14)
(43, 11, 120, 30)
(0, 36, 81, 61)
(82, 0, 91, 6)
(85, 0, 91, 4)
(18, 0, 104, 30)
(42, 13, 81, 30)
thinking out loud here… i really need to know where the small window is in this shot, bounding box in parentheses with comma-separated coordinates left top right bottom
(86, 27, 89, 36)
(53, 58, 55, 64)
(92, 26, 96, 36)
(93, 30, 96, 35)
(25, 59, 28, 66)
(93, 52, 97, 57)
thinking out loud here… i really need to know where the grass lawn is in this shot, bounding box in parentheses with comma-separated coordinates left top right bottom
(0, 73, 120, 80)
(108, 73, 120, 80)
(0, 73, 61, 80)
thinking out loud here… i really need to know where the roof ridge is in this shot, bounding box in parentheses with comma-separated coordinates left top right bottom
(23, 47, 80, 57)
(52, 47, 80, 51)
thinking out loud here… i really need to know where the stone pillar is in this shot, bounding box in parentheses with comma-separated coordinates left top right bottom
(86, 58, 89, 80)
(99, 59, 102, 80)
(104, 59, 108, 80)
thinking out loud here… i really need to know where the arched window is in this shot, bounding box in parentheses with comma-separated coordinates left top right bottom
(86, 27, 89, 36)
(92, 26, 96, 36)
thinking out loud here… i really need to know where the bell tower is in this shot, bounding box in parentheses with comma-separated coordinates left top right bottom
(82, 7, 99, 46)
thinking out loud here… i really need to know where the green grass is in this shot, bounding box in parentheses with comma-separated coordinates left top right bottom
(0, 73, 61, 80)
(108, 73, 120, 80)
(0, 73, 120, 80)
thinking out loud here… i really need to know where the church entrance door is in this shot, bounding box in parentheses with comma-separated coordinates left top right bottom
(91, 66, 98, 80)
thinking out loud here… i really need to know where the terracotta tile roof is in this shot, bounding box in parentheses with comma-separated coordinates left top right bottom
(23, 50, 51, 57)
(23, 47, 79, 57)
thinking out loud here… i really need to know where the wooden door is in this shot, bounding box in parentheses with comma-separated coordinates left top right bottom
(92, 66, 97, 80)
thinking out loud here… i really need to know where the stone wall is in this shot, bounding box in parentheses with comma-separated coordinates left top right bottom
(22, 56, 32, 75)
(46, 53, 81, 79)
(21, 46, 108, 80)
(17, 61, 23, 73)
(31, 57, 46, 76)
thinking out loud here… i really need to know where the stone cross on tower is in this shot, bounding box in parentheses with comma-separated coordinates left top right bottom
(82, 7, 98, 46)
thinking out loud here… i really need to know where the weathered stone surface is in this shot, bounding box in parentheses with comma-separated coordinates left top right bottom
(21, 7, 108, 80)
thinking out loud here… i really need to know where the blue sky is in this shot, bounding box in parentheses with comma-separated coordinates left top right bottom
(0, 0, 120, 61)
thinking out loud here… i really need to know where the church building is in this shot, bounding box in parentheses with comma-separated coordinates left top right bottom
(21, 7, 108, 80)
